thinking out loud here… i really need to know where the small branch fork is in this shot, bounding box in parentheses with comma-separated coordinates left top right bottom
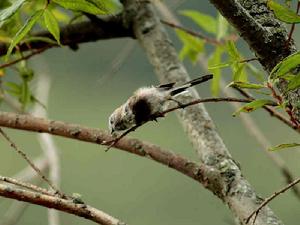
(286, 1, 300, 46)
(0, 183, 126, 225)
(233, 86, 300, 132)
(0, 111, 223, 224)
(0, 111, 214, 185)
(0, 128, 67, 199)
(245, 177, 300, 224)
(160, 19, 222, 45)
(0, 175, 55, 197)
(0, 47, 49, 70)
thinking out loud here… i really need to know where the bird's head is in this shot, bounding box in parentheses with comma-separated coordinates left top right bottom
(108, 106, 129, 134)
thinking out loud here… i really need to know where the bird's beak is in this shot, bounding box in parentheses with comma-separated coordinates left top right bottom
(110, 129, 114, 135)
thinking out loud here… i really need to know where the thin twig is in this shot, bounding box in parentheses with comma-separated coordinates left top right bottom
(266, 82, 300, 126)
(220, 79, 300, 199)
(0, 47, 48, 69)
(1, 157, 49, 225)
(286, 1, 300, 46)
(239, 57, 258, 63)
(0, 183, 126, 225)
(0, 111, 213, 185)
(160, 19, 222, 45)
(0, 175, 55, 197)
(0, 128, 66, 199)
(0, 17, 132, 57)
(233, 86, 300, 133)
(13, 156, 49, 182)
(105, 97, 278, 149)
(161, 97, 277, 114)
(245, 177, 300, 224)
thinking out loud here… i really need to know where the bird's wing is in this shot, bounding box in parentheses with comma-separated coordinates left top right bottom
(180, 74, 213, 87)
(156, 82, 176, 90)
(169, 74, 213, 96)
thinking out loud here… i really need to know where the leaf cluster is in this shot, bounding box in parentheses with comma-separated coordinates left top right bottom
(0, 0, 122, 111)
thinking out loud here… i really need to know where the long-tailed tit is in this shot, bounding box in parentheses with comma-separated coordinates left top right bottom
(108, 74, 213, 134)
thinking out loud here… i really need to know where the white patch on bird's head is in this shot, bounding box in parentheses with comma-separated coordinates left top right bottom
(108, 113, 116, 134)
(108, 104, 134, 134)
(134, 86, 156, 98)
(108, 106, 123, 134)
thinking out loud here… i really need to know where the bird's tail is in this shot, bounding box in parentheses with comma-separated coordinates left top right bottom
(169, 74, 213, 96)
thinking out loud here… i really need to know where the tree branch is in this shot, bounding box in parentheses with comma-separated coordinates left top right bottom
(160, 19, 222, 45)
(106, 96, 278, 150)
(0, 111, 215, 186)
(0, 47, 48, 69)
(246, 177, 300, 224)
(121, 0, 284, 224)
(208, 0, 300, 124)
(0, 15, 133, 57)
(233, 86, 300, 133)
(0, 175, 54, 197)
(0, 128, 66, 198)
(0, 183, 125, 225)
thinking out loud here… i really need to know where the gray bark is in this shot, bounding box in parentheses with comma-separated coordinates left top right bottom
(121, 0, 284, 224)
(209, 0, 300, 124)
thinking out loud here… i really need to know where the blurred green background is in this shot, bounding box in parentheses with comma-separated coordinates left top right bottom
(1, 1, 300, 225)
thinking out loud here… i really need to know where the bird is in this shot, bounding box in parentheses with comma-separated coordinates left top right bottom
(108, 74, 213, 134)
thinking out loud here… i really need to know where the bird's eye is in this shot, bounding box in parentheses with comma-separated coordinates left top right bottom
(109, 117, 114, 125)
(124, 105, 129, 113)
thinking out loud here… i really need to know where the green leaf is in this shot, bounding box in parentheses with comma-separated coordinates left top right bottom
(180, 10, 217, 34)
(208, 46, 224, 96)
(268, 143, 300, 151)
(0, 0, 11, 9)
(233, 63, 248, 82)
(287, 74, 300, 91)
(176, 29, 205, 63)
(270, 51, 300, 79)
(20, 79, 31, 110)
(50, 8, 70, 23)
(229, 81, 265, 89)
(233, 99, 273, 116)
(225, 41, 247, 82)
(217, 13, 228, 40)
(5, 81, 21, 95)
(6, 10, 44, 60)
(268, 0, 300, 24)
(0, 0, 27, 22)
(22, 36, 58, 45)
(88, 0, 122, 14)
(226, 40, 240, 60)
(44, 9, 60, 44)
(52, 0, 115, 15)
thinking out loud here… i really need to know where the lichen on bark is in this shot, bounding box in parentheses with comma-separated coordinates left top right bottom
(209, 0, 300, 123)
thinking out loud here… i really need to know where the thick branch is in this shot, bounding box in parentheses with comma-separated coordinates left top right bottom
(209, 0, 296, 70)
(121, 0, 283, 224)
(208, 0, 300, 123)
(0, 183, 124, 225)
(0, 111, 215, 186)
(0, 15, 133, 56)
